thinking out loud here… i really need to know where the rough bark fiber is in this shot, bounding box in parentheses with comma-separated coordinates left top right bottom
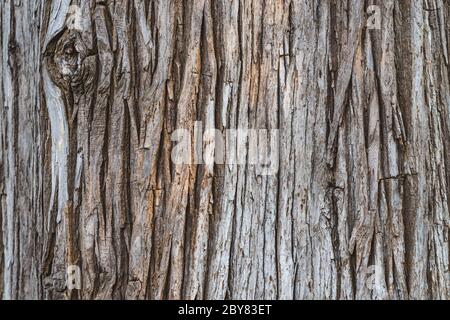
(1, 0, 449, 300)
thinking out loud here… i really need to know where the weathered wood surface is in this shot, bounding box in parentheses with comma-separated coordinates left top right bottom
(1, 0, 449, 300)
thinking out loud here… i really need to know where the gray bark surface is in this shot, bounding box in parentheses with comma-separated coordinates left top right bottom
(1, 0, 449, 300)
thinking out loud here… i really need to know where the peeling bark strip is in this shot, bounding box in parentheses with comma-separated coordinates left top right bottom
(1, 0, 449, 300)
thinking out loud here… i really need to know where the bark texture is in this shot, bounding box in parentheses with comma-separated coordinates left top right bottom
(1, 0, 450, 300)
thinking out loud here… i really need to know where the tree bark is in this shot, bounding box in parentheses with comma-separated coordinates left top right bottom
(1, 0, 449, 300)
